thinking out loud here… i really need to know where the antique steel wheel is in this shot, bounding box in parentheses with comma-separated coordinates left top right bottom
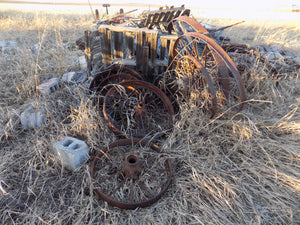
(167, 15, 209, 35)
(90, 138, 172, 209)
(174, 55, 217, 118)
(89, 64, 143, 92)
(92, 73, 139, 109)
(103, 80, 174, 138)
(172, 32, 246, 111)
(95, 73, 138, 94)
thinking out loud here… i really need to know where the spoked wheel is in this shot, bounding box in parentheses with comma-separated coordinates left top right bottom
(90, 138, 172, 209)
(167, 15, 209, 35)
(103, 80, 174, 138)
(89, 64, 143, 92)
(93, 73, 139, 108)
(172, 32, 246, 112)
(96, 73, 139, 94)
(174, 55, 217, 118)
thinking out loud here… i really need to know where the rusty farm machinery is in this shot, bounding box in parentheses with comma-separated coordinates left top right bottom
(81, 5, 247, 209)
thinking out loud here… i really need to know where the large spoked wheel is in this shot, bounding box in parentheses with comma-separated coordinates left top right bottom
(172, 32, 246, 112)
(174, 55, 217, 118)
(167, 15, 209, 35)
(92, 73, 139, 109)
(89, 64, 143, 93)
(103, 80, 174, 138)
(96, 73, 139, 94)
(90, 139, 172, 209)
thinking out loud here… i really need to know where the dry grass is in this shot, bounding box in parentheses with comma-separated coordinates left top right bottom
(1, 8, 300, 224)
(195, 16, 300, 56)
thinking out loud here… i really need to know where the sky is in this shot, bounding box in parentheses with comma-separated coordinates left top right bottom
(2, 0, 299, 9)
(1, 0, 299, 19)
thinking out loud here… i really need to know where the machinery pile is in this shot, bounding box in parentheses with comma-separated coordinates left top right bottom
(76, 5, 300, 209)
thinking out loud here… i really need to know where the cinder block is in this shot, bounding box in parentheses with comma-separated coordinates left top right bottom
(53, 137, 90, 171)
(62, 72, 77, 82)
(79, 56, 87, 71)
(6, 41, 17, 47)
(21, 105, 46, 129)
(31, 44, 39, 54)
(62, 72, 87, 83)
(0, 41, 5, 51)
(36, 78, 60, 94)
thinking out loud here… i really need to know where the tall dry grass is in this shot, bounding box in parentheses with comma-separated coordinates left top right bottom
(0, 8, 299, 224)
(196, 16, 300, 56)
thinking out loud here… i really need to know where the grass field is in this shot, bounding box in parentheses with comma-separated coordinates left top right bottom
(0, 6, 299, 224)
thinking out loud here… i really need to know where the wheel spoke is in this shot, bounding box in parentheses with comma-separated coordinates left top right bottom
(172, 32, 246, 116)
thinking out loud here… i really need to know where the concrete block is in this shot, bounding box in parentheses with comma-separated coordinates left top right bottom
(294, 56, 300, 65)
(261, 52, 284, 61)
(0, 41, 5, 51)
(53, 137, 90, 171)
(62, 72, 87, 83)
(62, 72, 77, 83)
(31, 44, 39, 54)
(79, 56, 87, 71)
(76, 72, 88, 83)
(0, 41, 19, 54)
(6, 41, 17, 47)
(21, 105, 46, 129)
(36, 78, 60, 94)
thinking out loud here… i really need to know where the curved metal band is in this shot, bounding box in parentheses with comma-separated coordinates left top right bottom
(173, 32, 246, 110)
(90, 138, 172, 209)
(177, 55, 217, 118)
(167, 16, 209, 34)
(103, 80, 174, 137)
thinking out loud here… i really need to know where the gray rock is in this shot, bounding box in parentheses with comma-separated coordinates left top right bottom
(31, 44, 39, 54)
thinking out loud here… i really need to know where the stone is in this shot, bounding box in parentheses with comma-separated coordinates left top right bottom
(53, 137, 90, 171)
(31, 44, 39, 54)
(62, 72, 77, 83)
(6, 41, 17, 47)
(79, 56, 87, 71)
(0, 41, 5, 51)
(75, 72, 88, 83)
(62, 72, 88, 83)
(21, 105, 46, 129)
(36, 78, 60, 94)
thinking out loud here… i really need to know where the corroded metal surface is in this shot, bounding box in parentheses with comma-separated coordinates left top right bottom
(90, 138, 172, 209)
(172, 32, 246, 111)
(95, 73, 139, 94)
(175, 55, 217, 118)
(89, 64, 143, 92)
(167, 15, 209, 35)
(103, 80, 174, 138)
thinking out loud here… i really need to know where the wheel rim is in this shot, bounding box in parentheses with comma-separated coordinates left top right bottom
(103, 80, 174, 138)
(96, 73, 138, 94)
(90, 138, 172, 209)
(172, 32, 246, 112)
(167, 15, 209, 35)
(175, 55, 217, 118)
(89, 64, 143, 92)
